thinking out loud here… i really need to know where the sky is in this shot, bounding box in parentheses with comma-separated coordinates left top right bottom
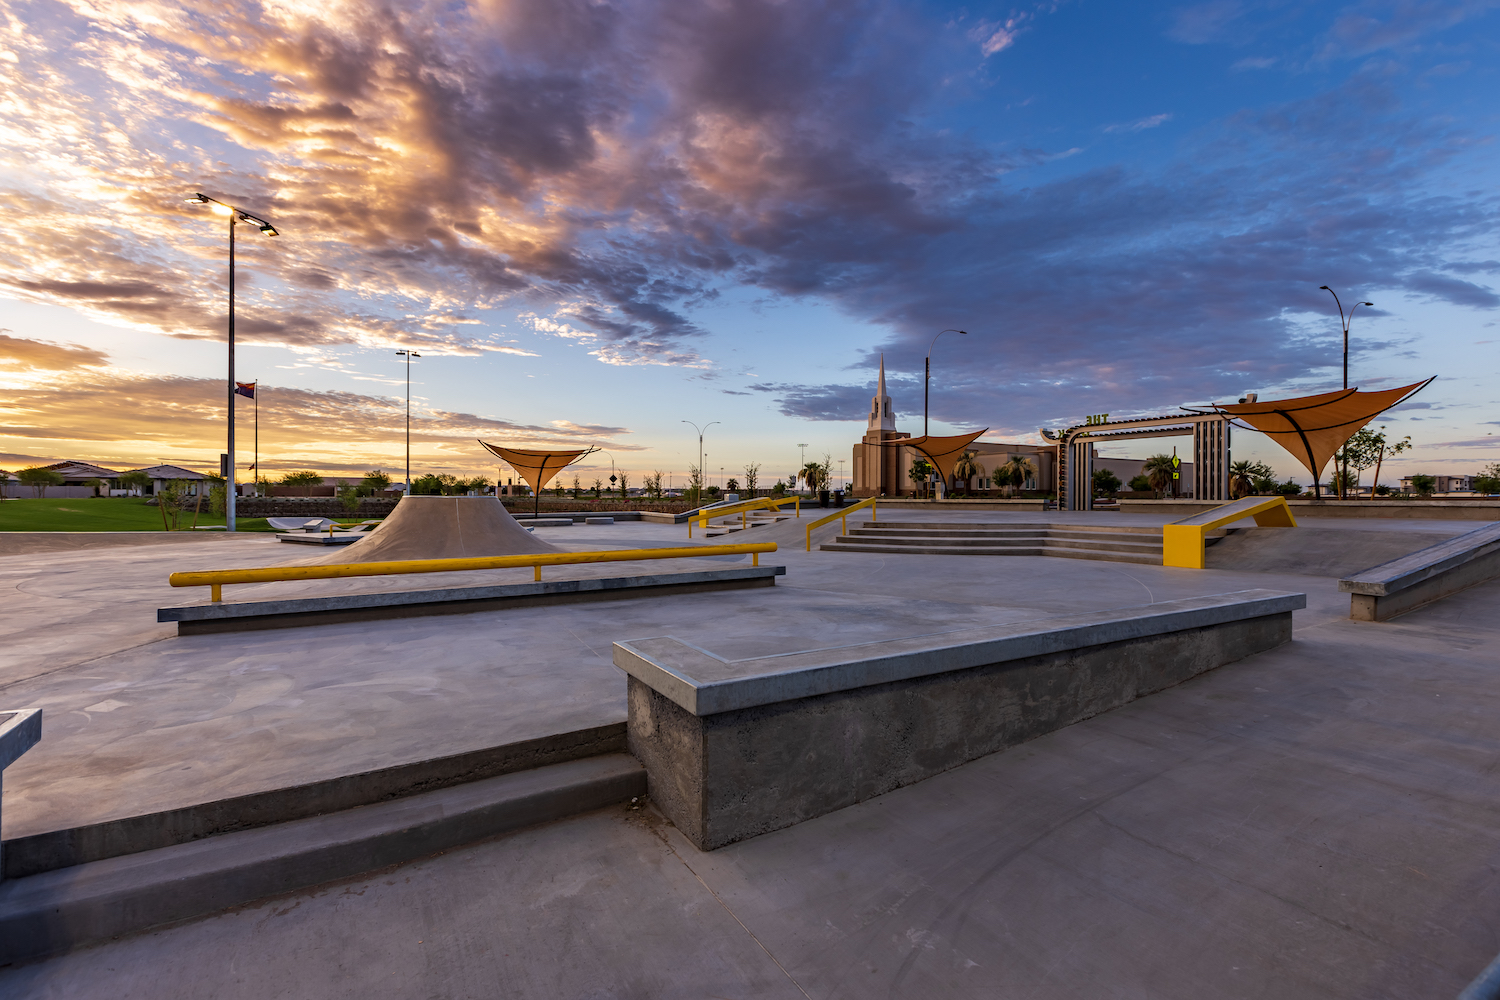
(0, 0, 1497, 490)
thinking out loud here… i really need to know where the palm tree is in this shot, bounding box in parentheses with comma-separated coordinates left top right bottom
(1229, 459, 1256, 499)
(1006, 456, 1036, 495)
(800, 462, 823, 493)
(1143, 454, 1175, 497)
(953, 450, 985, 494)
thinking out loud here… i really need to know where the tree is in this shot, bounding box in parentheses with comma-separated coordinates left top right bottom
(592, 478, 603, 499)
(84, 477, 104, 497)
(953, 450, 985, 493)
(337, 484, 363, 512)
(1475, 463, 1500, 495)
(990, 462, 1016, 497)
(743, 463, 760, 498)
(725, 477, 739, 493)
(688, 464, 704, 505)
(771, 479, 786, 496)
(908, 458, 933, 498)
(17, 466, 64, 498)
(1275, 479, 1302, 496)
(1143, 454, 1176, 496)
(571, 475, 581, 500)
(1360, 426, 1411, 498)
(118, 470, 151, 496)
(1408, 474, 1436, 496)
(1129, 474, 1151, 492)
(1092, 468, 1121, 497)
(361, 470, 392, 491)
(644, 471, 665, 499)
(1006, 456, 1036, 494)
(801, 461, 824, 493)
(278, 470, 323, 496)
(156, 479, 189, 530)
(617, 471, 629, 499)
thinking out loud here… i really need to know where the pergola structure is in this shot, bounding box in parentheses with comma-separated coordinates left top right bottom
(1047, 413, 1231, 511)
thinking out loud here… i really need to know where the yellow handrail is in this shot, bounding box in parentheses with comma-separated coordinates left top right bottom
(688, 495, 800, 537)
(805, 496, 878, 551)
(172, 542, 777, 602)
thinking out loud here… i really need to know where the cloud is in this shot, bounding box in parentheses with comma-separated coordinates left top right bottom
(1104, 114, 1174, 134)
(1168, 1, 1244, 45)
(1402, 271, 1500, 308)
(0, 332, 110, 371)
(0, 369, 634, 476)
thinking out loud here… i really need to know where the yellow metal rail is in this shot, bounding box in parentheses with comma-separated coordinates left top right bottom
(687, 495, 800, 538)
(805, 496, 878, 551)
(1162, 495, 1296, 569)
(171, 542, 777, 602)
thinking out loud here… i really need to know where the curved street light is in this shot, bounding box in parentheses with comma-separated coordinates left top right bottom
(682, 420, 719, 505)
(925, 329, 968, 438)
(186, 193, 278, 531)
(1320, 286, 1374, 499)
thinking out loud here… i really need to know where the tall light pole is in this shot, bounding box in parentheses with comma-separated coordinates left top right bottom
(1320, 286, 1373, 498)
(396, 350, 422, 493)
(925, 329, 967, 438)
(185, 193, 278, 531)
(682, 420, 718, 505)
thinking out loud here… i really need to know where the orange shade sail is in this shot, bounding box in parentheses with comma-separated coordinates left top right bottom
(905, 429, 989, 483)
(477, 441, 598, 493)
(1212, 379, 1432, 483)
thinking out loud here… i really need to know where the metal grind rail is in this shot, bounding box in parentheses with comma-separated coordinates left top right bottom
(687, 496, 800, 538)
(171, 542, 778, 603)
(805, 496, 879, 551)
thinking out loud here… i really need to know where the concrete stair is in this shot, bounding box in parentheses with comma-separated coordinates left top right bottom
(702, 512, 796, 538)
(820, 521, 1176, 565)
(0, 754, 645, 965)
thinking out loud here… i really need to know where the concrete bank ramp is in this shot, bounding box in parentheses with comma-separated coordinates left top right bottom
(306, 495, 561, 564)
(1205, 525, 1467, 577)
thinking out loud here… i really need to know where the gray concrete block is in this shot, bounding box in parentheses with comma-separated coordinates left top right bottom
(0, 754, 646, 965)
(159, 566, 786, 635)
(1340, 522, 1500, 621)
(585, 516, 615, 525)
(621, 591, 1302, 850)
(0, 709, 42, 883)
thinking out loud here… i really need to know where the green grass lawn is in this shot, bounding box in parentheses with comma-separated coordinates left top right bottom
(0, 497, 279, 532)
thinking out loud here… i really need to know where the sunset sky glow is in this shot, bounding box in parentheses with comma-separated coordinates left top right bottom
(1, 0, 1497, 486)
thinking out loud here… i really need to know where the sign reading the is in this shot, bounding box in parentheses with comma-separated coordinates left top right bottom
(1084, 413, 1110, 426)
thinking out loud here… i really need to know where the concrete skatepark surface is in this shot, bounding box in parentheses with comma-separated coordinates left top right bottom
(300, 494, 560, 563)
(2, 508, 1497, 996)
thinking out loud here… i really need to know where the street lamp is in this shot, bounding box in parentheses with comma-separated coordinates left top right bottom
(925, 329, 967, 438)
(185, 192, 278, 531)
(1320, 286, 1373, 498)
(396, 350, 422, 493)
(682, 420, 719, 505)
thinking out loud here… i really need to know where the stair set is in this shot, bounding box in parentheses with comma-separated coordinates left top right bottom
(819, 520, 1230, 565)
(699, 510, 798, 538)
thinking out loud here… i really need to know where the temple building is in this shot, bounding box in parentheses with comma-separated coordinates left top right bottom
(850, 359, 1055, 497)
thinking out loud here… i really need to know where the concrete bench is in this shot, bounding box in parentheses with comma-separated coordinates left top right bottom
(0, 709, 42, 881)
(1339, 522, 1500, 621)
(584, 516, 615, 525)
(616, 589, 1304, 850)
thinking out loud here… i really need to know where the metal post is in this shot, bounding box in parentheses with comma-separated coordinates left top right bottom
(226, 214, 236, 531)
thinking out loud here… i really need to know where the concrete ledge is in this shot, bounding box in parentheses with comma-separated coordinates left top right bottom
(158, 565, 785, 634)
(0, 709, 42, 883)
(618, 590, 1303, 850)
(1340, 523, 1500, 621)
(1, 723, 625, 880)
(0, 754, 645, 965)
(275, 532, 362, 545)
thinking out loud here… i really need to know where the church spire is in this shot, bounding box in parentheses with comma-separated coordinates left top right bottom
(868, 354, 896, 432)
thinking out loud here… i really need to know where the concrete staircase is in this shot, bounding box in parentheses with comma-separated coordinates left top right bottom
(700, 511, 798, 538)
(821, 520, 1175, 565)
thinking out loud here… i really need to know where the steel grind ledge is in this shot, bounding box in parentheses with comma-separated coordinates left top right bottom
(0, 755, 645, 966)
(616, 590, 1305, 851)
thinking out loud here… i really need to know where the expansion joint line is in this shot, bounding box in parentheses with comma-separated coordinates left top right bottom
(659, 835, 813, 999)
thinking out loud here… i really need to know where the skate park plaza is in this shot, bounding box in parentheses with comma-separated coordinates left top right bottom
(2, 472, 1500, 997)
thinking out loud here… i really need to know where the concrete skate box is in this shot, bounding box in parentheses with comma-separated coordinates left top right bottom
(617, 590, 1304, 850)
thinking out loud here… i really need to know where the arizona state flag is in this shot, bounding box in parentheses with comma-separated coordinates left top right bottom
(235, 382, 256, 398)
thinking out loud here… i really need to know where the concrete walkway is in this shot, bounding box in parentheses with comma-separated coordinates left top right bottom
(0, 515, 1459, 842)
(2, 578, 1496, 998)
